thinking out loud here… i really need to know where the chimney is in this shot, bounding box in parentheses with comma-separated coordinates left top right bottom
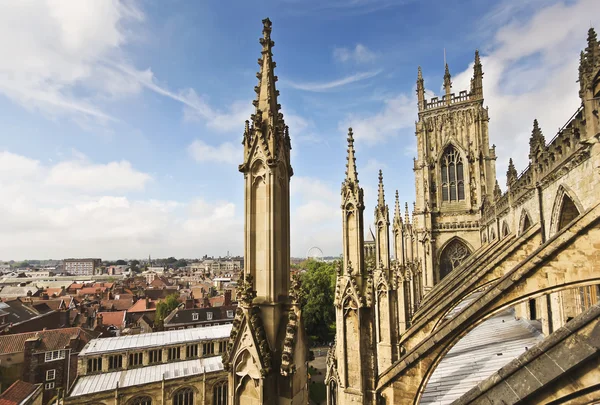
(224, 290, 232, 306)
(95, 313, 103, 328)
(202, 294, 210, 308)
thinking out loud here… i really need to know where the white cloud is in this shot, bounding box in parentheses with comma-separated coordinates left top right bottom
(188, 140, 240, 165)
(0, 0, 143, 121)
(341, 93, 415, 145)
(46, 159, 152, 192)
(0, 150, 242, 260)
(286, 70, 382, 92)
(334, 44, 377, 63)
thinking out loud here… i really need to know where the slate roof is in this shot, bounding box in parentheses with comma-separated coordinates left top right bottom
(420, 308, 543, 405)
(0, 380, 40, 405)
(79, 324, 232, 356)
(0, 287, 40, 298)
(100, 299, 133, 311)
(69, 356, 224, 397)
(0, 327, 99, 355)
(163, 307, 227, 327)
(0, 300, 46, 328)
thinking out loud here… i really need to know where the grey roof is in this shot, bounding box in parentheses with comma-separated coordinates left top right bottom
(69, 356, 224, 397)
(163, 306, 234, 327)
(420, 308, 543, 405)
(0, 286, 40, 298)
(79, 323, 232, 356)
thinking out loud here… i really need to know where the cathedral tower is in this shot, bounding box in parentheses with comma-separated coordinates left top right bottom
(326, 129, 377, 405)
(412, 52, 497, 290)
(223, 18, 308, 405)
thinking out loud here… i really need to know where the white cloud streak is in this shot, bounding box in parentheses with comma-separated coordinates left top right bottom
(188, 140, 240, 165)
(287, 70, 382, 92)
(334, 44, 377, 64)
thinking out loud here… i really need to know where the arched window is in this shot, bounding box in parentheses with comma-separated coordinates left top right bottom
(501, 221, 510, 237)
(129, 397, 152, 405)
(439, 239, 472, 280)
(440, 147, 465, 202)
(213, 381, 227, 405)
(173, 388, 194, 405)
(329, 380, 337, 405)
(558, 194, 580, 232)
(521, 213, 532, 234)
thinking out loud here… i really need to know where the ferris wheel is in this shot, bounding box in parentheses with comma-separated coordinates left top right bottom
(306, 246, 324, 261)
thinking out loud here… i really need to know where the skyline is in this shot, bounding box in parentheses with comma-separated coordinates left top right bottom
(0, 0, 598, 260)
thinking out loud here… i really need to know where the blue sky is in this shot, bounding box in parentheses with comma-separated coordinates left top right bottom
(0, 0, 597, 260)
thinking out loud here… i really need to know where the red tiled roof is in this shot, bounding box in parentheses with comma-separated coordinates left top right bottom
(0, 380, 39, 405)
(97, 311, 126, 327)
(127, 299, 158, 313)
(68, 283, 84, 290)
(77, 287, 108, 296)
(100, 299, 133, 311)
(45, 288, 65, 297)
(0, 327, 98, 355)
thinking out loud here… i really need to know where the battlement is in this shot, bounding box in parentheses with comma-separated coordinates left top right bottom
(422, 90, 479, 111)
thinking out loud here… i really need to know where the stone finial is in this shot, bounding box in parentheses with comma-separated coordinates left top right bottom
(404, 202, 410, 224)
(529, 119, 546, 159)
(444, 63, 452, 101)
(493, 180, 502, 201)
(377, 170, 385, 208)
(586, 27, 599, 62)
(417, 66, 425, 110)
(506, 158, 518, 187)
(394, 190, 402, 225)
(345, 128, 359, 183)
(471, 49, 484, 98)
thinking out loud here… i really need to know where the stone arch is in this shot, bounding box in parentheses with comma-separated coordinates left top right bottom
(236, 374, 260, 404)
(172, 387, 195, 405)
(437, 237, 473, 281)
(127, 396, 153, 405)
(481, 230, 487, 244)
(519, 209, 533, 235)
(550, 185, 584, 236)
(490, 227, 496, 241)
(501, 220, 510, 237)
(414, 281, 600, 405)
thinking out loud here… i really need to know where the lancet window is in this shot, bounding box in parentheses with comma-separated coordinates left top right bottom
(441, 147, 465, 202)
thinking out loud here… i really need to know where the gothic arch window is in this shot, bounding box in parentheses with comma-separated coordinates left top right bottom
(501, 221, 510, 237)
(557, 194, 580, 232)
(329, 380, 337, 405)
(213, 381, 227, 405)
(129, 397, 152, 405)
(173, 388, 194, 405)
(439, 239, 472, 280)
(440, 146, 465, 202)
(520, 210, 532, 234)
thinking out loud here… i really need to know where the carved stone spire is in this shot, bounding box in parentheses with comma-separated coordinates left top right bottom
(580, 27, 600, 98)
(506, 158, 518, 187)
(377, 170, 385, 208)
(585, 27, 599, 68)
(417, 66, 425, 111)
(444, 63, 452, 104)
(242, 17, 287, 169)
(529, 119, 546, 160)
(471, 49, 483, 99)
(345, 128, 359, 184)
(393, 190, 402, 227)
(493, 180, 502, 201)
(404, 202, 410, 225)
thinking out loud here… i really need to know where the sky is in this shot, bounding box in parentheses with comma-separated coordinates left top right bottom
(0, 0, 598, 261)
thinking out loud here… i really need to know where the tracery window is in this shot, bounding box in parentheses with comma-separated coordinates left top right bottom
(441, 147, 465, 202)
(129, 396, 152, 405)
(439, 239, 471, 280)
(213, 381, 227, 405)
(173, 388, 194, 405)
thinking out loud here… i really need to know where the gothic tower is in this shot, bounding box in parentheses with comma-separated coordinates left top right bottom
(412, 52, 497, 290)
(222, 18, 308, 405)
(373, 170, 398, 371)
(326, 129, 377, 405)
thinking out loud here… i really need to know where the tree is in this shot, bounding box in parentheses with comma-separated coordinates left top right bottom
(174, 259, 188, 269)
(130, 260, 140, 273)
(115, 259, 127, 265)
(155, 293, 180, 329)
(299, 259, 338, 343)
(165, 257, 178, 264)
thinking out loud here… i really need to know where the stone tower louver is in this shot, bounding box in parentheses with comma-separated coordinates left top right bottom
(222, 18, 308, 405)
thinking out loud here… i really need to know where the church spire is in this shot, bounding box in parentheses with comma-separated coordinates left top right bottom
(377, 170, 385, 208)
(345, 128, 359, 183)
(444, 63, 452, 104)
(506, 158, 518, 187)
(417, 66, 425, 111)
(471, 49, 483, 99)
(254, 18, 281, 124)
(529, 119, 546, 160)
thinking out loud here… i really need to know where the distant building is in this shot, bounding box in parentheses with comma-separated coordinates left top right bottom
(63, 259, 101, 276)
(106, 265, 127, 276)
(0, 328, 98, 404)
(65, 325, 231, 405)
